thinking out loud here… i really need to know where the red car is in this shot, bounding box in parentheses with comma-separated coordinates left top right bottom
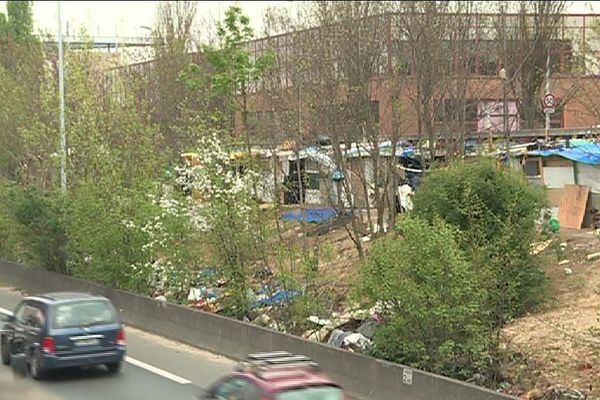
(198, 351, 347, 400)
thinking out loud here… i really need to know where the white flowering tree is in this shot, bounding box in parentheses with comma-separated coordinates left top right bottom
(178, 125, 264, 318)
(125, 186, 198, 299)
(69, 181, 199, 301)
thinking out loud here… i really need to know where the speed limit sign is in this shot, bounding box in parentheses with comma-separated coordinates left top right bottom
(543, 93, 556, 109)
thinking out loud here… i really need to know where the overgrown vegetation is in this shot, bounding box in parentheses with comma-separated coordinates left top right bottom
(357, 159, 547, 383)
(358, 216, 491, 380)
(413, 159, 547, 327)
(0, 0, 565, 390)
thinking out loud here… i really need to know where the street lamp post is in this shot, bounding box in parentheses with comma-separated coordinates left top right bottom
(58, 1, 67, 194)
(499, 64, 508, 153)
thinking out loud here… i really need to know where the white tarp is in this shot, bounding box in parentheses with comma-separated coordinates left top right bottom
(577, 163, 600, 193)
(543, 166, 574, 189)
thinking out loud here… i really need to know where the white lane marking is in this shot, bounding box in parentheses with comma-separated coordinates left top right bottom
(1, 306, 191, 385)
(124, 356, 191, 384)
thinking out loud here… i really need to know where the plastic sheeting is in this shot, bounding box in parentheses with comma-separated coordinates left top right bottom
(281, 208, 338, 223)
(577, 163, 600, 193)
(529, 143, 600, 165)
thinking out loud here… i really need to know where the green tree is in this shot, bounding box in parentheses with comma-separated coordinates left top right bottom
(0, 183, 67, 273)
(183, 6, 274, 153)
(357, 216, 491, 379)
(5, 0, 34, 41)
(0, 13, 7, 37)
(412, 159, 547, 328)
(0, 1, 44, 185)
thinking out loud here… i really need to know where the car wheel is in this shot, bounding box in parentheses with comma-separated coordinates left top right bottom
(106, 362, 121, 374)
(0, 336, 10, 366)
(29, 351, 45, 380)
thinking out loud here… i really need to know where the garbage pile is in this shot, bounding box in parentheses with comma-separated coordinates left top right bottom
(302, 306, 382, 354)
(524, 385, 592, 400)
(180, 267, 303, 317)
(171, 266, 380, 355)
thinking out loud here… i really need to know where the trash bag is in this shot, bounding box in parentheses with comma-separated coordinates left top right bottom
(549, 218, 560, 233)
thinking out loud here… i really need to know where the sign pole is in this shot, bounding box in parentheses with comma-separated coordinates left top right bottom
(544, 49, 551, 142)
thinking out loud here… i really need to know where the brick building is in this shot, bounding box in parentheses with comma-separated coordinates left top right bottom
(240, 12, 600, 145)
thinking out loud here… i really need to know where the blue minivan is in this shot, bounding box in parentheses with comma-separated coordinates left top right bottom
(0, 292, 126, 379)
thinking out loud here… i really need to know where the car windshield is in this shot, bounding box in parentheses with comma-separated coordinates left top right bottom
(53, 300, 116, 329)
(275, 386, 344, 400)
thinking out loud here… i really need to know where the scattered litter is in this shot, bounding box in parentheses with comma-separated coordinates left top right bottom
(343, 332, 371, 352)
(559, 242, 568, 250)
(558, 260, 570, 266)
(188, 287, 219, 302)
(303, 327, 331, 342)
(154, 295, 167, 302)
(361, 236, 371, 243)
(564, 267, 573, 275)
(537, 384, 591, 400)
(525, 388, 543, 400)
(356, 320, 378, 340)
(188, 288, 202, 301)
(253, 289, 301, 308)
(307, 316, 332, 327)
(532, 240, 553, 255)
(252, 314, 272, 327)
(327, 329, 348, 348)
(586, 252, 600, 261)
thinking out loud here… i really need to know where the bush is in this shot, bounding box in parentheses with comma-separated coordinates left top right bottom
(0, 182, 67, 272)
(0, 180, 26, 261)
(68, 181, 198, 296)
(357, 216, 491, 380)
(413, 159, 546, 326)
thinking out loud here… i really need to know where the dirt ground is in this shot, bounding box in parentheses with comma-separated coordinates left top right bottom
(278, 218, 364, 306)
(502, 229, 600, 398)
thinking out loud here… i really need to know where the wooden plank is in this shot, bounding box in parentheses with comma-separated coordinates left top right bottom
(558, 184, 590, 229)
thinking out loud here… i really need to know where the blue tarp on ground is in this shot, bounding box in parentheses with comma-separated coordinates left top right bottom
(253, 289, 302, 308)
(281, 208, 338, 223)
(529, 143, 600, 165)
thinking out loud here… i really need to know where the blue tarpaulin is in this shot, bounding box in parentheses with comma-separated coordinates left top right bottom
(529, 143, 600, 165)
(281, 208, 338, 223)
(253, 289, 302, 308)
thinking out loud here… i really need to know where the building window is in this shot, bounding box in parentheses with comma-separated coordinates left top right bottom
(478, 100, 520, 133)
(306, 171, 320, 191)
(524, 158, 541, 177)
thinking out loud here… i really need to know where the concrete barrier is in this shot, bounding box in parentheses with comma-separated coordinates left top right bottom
(0, 259, 515, 400)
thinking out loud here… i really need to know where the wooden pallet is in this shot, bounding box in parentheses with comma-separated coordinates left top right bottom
(558, 184, 590, 229)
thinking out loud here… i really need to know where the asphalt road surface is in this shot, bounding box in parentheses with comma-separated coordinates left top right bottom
(0, 286, 237, 400)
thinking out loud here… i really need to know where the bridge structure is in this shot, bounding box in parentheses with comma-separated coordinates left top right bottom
(37, 35, 153, 51)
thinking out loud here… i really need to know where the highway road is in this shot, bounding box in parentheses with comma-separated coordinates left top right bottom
(0, 286, 237, 400)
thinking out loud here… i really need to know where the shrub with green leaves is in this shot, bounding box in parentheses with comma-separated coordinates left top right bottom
(68, 181, 198, 297)
(357, 216, 491, 379)
(0, 182, 67, 272)
(413, 159, 546, 327)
